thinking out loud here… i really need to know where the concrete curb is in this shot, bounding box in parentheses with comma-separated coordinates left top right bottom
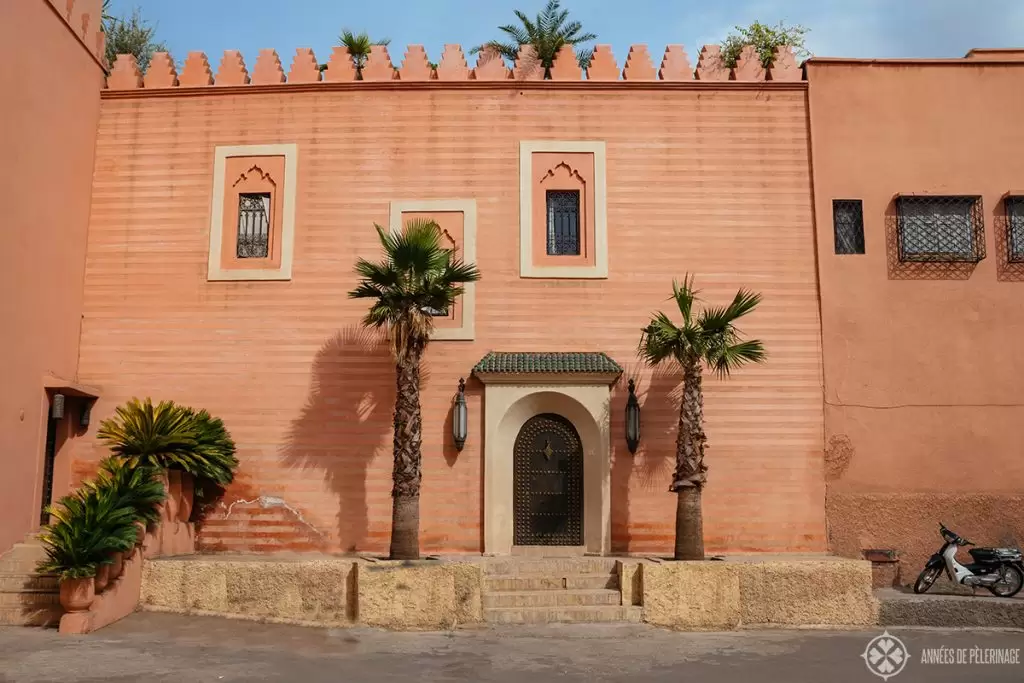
(877, 588, 1024, 629)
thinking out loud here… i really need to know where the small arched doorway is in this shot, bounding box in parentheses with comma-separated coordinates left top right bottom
(513, 413, 584, 546)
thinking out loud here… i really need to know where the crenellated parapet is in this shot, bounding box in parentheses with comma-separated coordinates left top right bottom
(103, 44, 806, 91)
(49, 0, 106, 66)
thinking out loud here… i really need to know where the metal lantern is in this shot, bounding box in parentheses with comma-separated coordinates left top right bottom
(453, 378, 468, 452)
(51, 393, 65, 420)
(625, 379, 641, 454)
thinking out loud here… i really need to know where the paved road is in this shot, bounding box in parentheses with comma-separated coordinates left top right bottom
(1, 613, 1021, 682)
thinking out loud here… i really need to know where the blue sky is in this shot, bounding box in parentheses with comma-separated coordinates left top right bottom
(108, 0, 1024, 66)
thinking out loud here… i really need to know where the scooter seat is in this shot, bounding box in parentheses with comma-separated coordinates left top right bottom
(969, 547, 1023, 562)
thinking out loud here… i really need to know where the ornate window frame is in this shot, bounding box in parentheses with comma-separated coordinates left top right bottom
(388, 199, 477, 341)
(519, 140, 608, 279)
(207, 143, 298, 281)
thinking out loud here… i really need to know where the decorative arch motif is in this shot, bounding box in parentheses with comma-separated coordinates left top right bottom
(231, 164, 278, 188)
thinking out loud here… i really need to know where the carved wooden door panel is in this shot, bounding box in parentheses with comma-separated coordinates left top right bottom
(512, 413, 583, 546)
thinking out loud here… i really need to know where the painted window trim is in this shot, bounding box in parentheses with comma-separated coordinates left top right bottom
(389, 199, 477, 341)
(520, 140, 608, 279)
(207, 143, 298, 281)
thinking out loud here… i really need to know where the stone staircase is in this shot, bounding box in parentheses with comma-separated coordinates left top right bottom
(0, 536, 61, 627)
(482, 557, 641, 624)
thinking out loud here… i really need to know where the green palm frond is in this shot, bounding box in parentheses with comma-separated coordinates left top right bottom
(182, 408, 238, 485)
(639, 274, 767, 376)
(338, 28, 390, 69)
(37, 485, 138, 579)
(707, 338, 766, 378)
(98, 397, 238, 485)
(476, 0, 596, 70)
(349, 219, 481, 360)
(97, 398, 197, 471)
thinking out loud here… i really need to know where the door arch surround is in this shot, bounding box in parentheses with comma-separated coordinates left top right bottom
(483, 386, 611, 555)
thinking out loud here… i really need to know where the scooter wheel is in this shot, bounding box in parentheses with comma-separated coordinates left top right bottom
(989, 565, 1023, 598)
(914, 566, 941, 594)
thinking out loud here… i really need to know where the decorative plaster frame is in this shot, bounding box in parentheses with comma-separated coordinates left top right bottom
(389, 199, 478, 341)
(207, 144, 298, 281)
(478, 376, 614, 556)
(520, 140, 608, 279)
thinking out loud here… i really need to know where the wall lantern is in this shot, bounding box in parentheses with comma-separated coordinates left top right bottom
(625, 379, 641, 454)
(51, 393, 65, 421)
(453, 378, 468, 452)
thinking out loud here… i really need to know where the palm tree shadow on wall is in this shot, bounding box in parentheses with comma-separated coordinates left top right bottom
(609, 360, 681, 554)
(278, 326, 396, 553)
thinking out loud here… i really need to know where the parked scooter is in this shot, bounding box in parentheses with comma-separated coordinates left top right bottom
(914, 523, 1024, 597)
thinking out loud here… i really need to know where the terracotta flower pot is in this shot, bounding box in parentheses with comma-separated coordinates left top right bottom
(108, 551, 124, 581)
(177, 471, 194, 523)
(162, 471, 180, 523)
(59, 576, 95, 612)
(134, 520, 147, 548)
(94, 562, 111, 592)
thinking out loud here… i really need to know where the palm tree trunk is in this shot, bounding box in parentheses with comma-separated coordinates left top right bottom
(672, 353, 708, 560)
(674, 487, 704, 560)
(389, 348, 423, 560)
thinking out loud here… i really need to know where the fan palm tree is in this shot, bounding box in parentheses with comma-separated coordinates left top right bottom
(638, 275, 766, 561)
(348, 220, 481, 560)
(471, 0, 597, 71)
(338, 28, 391, 74)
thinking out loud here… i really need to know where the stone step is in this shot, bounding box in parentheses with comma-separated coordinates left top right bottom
(0, 604, 62, 627)
(484, 573, 618, 592)
(484, 557, 619, 576)
(0, 590, 61, 607)
(0, 573, 59, 592)
(0, 559, 46, 575)
(484, 605, 642, 625)
(484, 589, 621, 609)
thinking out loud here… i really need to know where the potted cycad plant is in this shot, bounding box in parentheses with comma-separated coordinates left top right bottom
(38, 485, 138, 609)
(97, 398, 237, 525)
(84, 457, 165, 576)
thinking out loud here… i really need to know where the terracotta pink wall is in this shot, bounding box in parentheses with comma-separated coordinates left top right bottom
(0, 0, 104, 552)
(74, 72, 825, 556)
(808, 59, 1024, 580)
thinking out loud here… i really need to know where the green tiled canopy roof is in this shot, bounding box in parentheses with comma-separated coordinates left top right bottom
(472, 352, 623, 375)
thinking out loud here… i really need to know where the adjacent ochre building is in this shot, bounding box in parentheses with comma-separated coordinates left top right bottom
(3, 0, 1022, 581)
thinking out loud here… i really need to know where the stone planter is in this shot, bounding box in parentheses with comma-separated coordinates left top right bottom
(177, 471, 194, 523)
(108, 551, 124, 581)
(94, 563, 111, 592)
(59, 576, 95, 613)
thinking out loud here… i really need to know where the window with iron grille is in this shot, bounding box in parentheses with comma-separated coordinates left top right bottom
(422, 248, 452, 317)
(896, 196, 984, 263)
(236, 193, 271, 258)
(833, 200, 865, 254)
(1006, 197, 1024, 263)
(546, 190, 581, 256)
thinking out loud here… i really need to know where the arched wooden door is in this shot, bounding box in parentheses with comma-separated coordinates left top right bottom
(513, 413, 584, 546)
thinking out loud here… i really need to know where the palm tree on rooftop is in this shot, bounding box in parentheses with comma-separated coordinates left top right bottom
(348, 220, 481, 560)
(338, 28, 391, 74)
(471, 0, 597, 71)
(638, 275, 766, 561)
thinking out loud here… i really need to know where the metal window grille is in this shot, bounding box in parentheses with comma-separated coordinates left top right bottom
(1007, 197, 1024, 263)
(546, 190, 581, 256)
(896, 196, 984, 263)
(236, 193, 271, 258)
(833, 199, 865, 254)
